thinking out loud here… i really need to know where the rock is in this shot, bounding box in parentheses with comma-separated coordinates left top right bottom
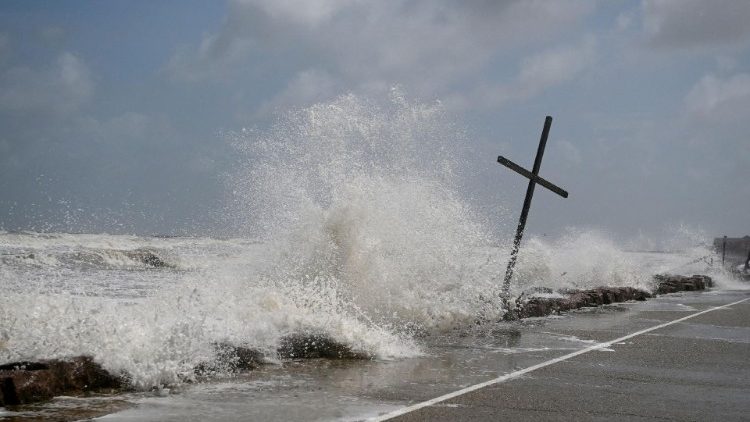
(585, 289, 605, 306)
(0, 356, 123, 406)
(215, 343, 263, 371)
(194, 343, 264, 376)
(520, 286, 554, 296)
(277, 333, 371, 359)
(511, 286, 653, 320)
(515, 298, 553, 318)
(566, 292, 590, 309)
(654, 274, 712, 294)
(126, 249, 171, 268)
(515, 274, 712, 320)
(693, 274, 713, 288)
(195, 336, 369, 376)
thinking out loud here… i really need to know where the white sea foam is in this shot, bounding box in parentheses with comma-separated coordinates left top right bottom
(512, 230, 655, 293)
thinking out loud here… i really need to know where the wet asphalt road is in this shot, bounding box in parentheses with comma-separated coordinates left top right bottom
(386, 290, 750, 422)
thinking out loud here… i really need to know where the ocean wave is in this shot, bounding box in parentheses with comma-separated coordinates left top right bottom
(1, 247, 176, 270)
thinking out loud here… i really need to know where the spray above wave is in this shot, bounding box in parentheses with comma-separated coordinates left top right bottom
(230, 90, 506, 330)
(514, 230, 655, 293)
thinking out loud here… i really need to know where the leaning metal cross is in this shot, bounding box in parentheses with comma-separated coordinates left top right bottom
(497, 116, 568, 299)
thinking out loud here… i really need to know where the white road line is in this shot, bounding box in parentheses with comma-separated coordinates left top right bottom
(369, 296, 750, 421)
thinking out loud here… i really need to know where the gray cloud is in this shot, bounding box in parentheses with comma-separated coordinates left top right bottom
(167, 0, 594, 104)
(255, 68, 338, 118)
(685, 72, 750, 118)
(642, 0, 750, 50)
(241, 0, 352, 26)
(0, 41, 227, 234)
(37, 26, 67, 46)
(0, 33, 9, 65)
(448, 37, 597, 110)
(2, 1, 748, 237)
(0, 52, 94, 114)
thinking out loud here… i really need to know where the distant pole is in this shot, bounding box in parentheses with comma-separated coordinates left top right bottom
(722, 235, 727, 266)
(496, 116, 568, 299)
(744, 248, 749, 272)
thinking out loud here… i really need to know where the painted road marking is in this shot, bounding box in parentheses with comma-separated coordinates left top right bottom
(369, 296, 750, 421)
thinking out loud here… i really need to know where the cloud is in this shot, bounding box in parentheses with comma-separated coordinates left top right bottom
(165, 0, 594, 108)
(255, 68, 338, 118)
(517, 37, 596, 98)
(78, 112, 156, 143)
(238, 0, 353, 26)
(451, 37, 596, 110)
(555, 139, 583, 166)
(165, 0, 341, 82)
(0, 32, 10, 65)
(37, 26, 67, 45)
(642, 0, 750, 50)
(165, 32, 255, 82)
(0, 52, 94, 114)
(685, 72, 750, 118)
(615, 11, 634, 32)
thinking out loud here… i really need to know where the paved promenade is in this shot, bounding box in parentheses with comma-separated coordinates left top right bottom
(381, 291, 750, 421)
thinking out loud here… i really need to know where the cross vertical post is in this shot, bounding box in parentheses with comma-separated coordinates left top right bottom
(497, 116, 568, 303)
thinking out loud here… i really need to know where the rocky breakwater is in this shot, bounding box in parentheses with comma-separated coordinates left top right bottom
(0, 333, 369, 407)
(654, 274, 713, 293)
(511, 274, 713, 320)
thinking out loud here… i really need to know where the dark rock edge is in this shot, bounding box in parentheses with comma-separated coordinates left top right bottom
(507, 274, 712, 320)
(0, 274, 712, 406)
(0, 332, 369, 407)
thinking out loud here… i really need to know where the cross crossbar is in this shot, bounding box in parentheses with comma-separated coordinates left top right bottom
(497, 156, 568, 198)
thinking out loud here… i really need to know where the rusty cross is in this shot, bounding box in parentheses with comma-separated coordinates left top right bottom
(497, 116, 568, 299)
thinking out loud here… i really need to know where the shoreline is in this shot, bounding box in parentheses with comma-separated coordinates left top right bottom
(0, 274, 718, 410)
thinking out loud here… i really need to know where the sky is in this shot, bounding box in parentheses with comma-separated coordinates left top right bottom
(0, 0, 748, 240)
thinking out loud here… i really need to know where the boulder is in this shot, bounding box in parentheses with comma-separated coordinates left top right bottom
(654, 274, 713, 294)
(277, 333, 371, 359)
(511, 274, 711, 320)
(511, 286, 653, 320)
(194, 343, 264, 376)
(515, 298, 554, 318)
(126, 249, 172, 269)
(0, 356, 123, 406)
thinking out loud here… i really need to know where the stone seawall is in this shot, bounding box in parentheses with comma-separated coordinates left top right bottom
(509, 274, 712, 320)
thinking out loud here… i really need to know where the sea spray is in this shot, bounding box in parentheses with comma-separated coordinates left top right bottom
(228, 91, 507, 330)
(513, 229, 655, 293)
